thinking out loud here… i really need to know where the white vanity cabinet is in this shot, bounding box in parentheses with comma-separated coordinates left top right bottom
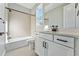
(75, 38, 79, 56)
(35, 36, 50, 56)
(35, 36, 44, 56)
(35, 33, 53, 56)
(35, 33, 75, 56)
(63, 3, 75, 28)
(48, 41, 74, 56)
(48, 35, 74, 56)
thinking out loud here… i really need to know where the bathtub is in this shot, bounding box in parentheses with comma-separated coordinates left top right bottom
(6, 36, 34, 51)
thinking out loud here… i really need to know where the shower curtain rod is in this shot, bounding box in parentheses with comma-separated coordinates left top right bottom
(5, 7, 48, 20)
(5, 7, 35, 16)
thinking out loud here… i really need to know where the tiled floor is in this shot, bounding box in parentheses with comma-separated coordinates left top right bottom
(5, 46, 37, 56)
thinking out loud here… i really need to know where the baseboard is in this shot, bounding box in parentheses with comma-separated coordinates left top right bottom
(2, 50, 6, 56)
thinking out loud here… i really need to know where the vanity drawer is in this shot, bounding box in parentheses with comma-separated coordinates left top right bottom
(54, 35, 74, 48)
(39, 33, 53, 41)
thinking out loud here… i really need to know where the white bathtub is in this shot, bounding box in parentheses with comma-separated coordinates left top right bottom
(6, 36, 34, 51)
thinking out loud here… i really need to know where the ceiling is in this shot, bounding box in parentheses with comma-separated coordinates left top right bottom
(17, 3, 68, 13)
(17, 3, 37, 9)
(44, 3, 65, 13)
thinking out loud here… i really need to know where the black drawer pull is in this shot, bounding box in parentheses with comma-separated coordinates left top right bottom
(57, 39, 68, 42)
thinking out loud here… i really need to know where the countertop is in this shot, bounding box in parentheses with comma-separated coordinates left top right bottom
(39, 29, 79, 39)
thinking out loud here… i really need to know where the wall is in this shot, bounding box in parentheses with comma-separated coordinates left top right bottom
(45, 6, 64, 28)
(9, 10, 31, 38)
(44, 19, 48, 25)
(30, 4, 37, 36)
(31, 16, 36, 36)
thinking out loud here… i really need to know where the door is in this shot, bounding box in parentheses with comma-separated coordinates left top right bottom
(35, 36, 44, 56)
(76, 3, 79, 28)
(48, 42, 74, 56)
(0, 3, 5, 56)
(0, 3, 5, 32)
(0, 34, 5, 55)
(63, 3, 75, 28)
